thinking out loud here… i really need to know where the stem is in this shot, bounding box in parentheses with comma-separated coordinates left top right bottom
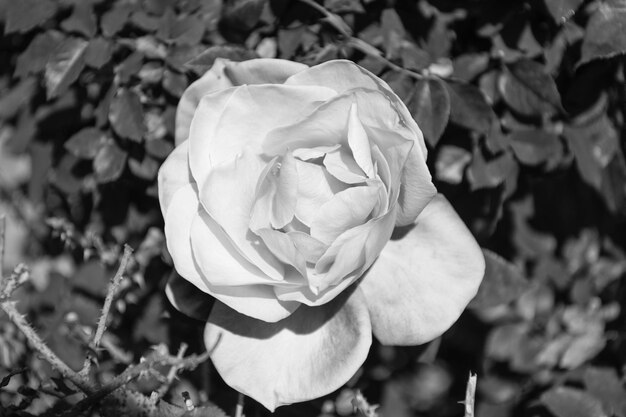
(0, 300, 94, 394)
(156, 343, 188, 399)
(235, 392, 245, 417)
(0, 216, 5, 274)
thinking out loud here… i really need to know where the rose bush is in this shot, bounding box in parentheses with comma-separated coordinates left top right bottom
(158, 58, 485, 410)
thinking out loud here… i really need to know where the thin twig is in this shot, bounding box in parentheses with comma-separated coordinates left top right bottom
(0, 301, 94, 394)
(156, 343, 188, 399)
(82, 245, 133, 375)
(235, 392, 245, 417)
(461, 372, 477, 417)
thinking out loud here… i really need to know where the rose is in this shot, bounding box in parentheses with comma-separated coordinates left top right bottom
(159, 58, 484, 410)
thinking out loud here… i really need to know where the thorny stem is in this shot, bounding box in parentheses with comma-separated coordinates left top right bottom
(156, 343, 189, 399)
(462, 372, 477, 417)
(82, 245, 134, 376)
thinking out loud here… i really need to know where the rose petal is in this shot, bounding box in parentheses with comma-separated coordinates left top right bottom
(165, 271, 214, 322)
(256, 228, 307, 278)
(188, 84, 336, 187)
(176, 59, 234, 144)
(264, 89, 405, 157)
(347, 103, 375, 178)
(293, 144, 340, 160)
(158, 140, 193, 219)
(223, 58, 308, 85)
(294, 159, 347, 226)
(199, 151, 285, 281)
(310, 185, 380, 245)
(163, 184, 298, 322)
(284, 59, 427, 156)
(323, 147, 367, 184)
(205, 286, 372, 411)
(287, 231, 328, 263)
(360, 195, 485, 345)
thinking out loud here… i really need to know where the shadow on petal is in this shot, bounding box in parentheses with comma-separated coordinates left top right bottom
(205, 285, 372, 411)
(165, 271, 215, 322)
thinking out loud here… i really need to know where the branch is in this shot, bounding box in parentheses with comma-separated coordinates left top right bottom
(82, 245, 133, 375)
(155, 343, 188, 399)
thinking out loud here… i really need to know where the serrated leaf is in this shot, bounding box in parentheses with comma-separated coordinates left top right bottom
(445, 81, 493, 134)
(499, 59, 564, 117)
(93, 142, 127, 183)
(15, 31, 64, 78)
(584, 367, 626, 417)
(469, 249, 529, 309)
(64, 128, 106, 159)
(541, 387, 608, 417)
(510, 129, 561, 166)
(409, 77, 450, 147)
(109, 89, 146, 142)
(543, 0, 584, 24)
(580, 1, 626, 66)
(60, 2, 97, 38)
(4, 0, 57, 34)
(185, 45, 257, 74)
(45, 37, 88, 99)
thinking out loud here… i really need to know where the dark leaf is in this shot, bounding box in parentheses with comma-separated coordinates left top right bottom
(170, 14, 205, 46)
(409, 77, 450, 147)
(509, 129, 561, 166)
(4, 0, 57, 34)
(469, 249, 529, 309)
(64, 128, 106, 159)
(163, 69, 188, 98)
(543, 0, 584, 24)
(165, 271, 215, 322)
(128, 155, 159, 180)
(0, 78, 37, 119)
(445, 81, 493, 134)
(499, 59, 563, 117)
(100, 4, 133, 37)
(453, 53, 490, 82)
(14, 30, 64, 78)
(485, 323, 529, 361)
(145, 138, 174, 160)
(84, 37, 114, 69)
(221, 0, 267, 33)
(467, 148, 517, 190)
(324, 0, 365, 14)
(540, 387, 608, 417)
(116, 52, 144, 84)
(61, 2, 97, 38)
(185, 45, 257, 74)
(584, 367, 626, 417)
(580, 1, 626, 66)
(109, 89, 146, 142)
(93, 142, 128, 183)
(44, 37, 88, 99)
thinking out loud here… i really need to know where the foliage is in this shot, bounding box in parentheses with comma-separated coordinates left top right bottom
(0, 0, 625, 416)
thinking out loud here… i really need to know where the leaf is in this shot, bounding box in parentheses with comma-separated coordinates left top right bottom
(221, 0, 267, 33)
(128, 155, 159, 180)
(409, 77, 450, 147)
(0, 78, 37, 119)
(14, 30, 64, 78)
(540, 387, 608, 417)
(85, 38, 114, 69)
(44, 37, 88, 99)
(499, 59, 564, 117)
(584, 367, 626, 417)
(580, 1, 626, 66)
(4, 0, 57, 34)
(109, 89, 146, 142)
(543, 0, 584, 24)
(100, 4, 133, 37)
(560, 332, 606, 369)
(445, 81, 493, 134)
(467, 148, 517, 190)
(64, 128, 106, 159)
(60, 2, 97, 38)
(145, 138, 174, 160)
(469, 249, 529, 309)
(509, 129, 561, 166)
(185, 45, 257, 74)
(93, 142, 128, 183)
(435, 145, 472, 184)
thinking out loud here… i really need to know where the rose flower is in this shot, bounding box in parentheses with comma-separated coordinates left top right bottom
(159, 58, 485, 410)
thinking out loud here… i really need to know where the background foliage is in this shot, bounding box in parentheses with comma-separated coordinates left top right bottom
(0, 0, 625, 416)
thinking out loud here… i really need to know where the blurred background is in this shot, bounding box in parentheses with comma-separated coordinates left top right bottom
(0, 0, 625, 416)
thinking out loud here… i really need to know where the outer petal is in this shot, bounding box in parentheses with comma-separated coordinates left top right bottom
(176, 59, 234, 144)
(205, 286, 372, 411)
(176, 58, 308, 144)
(163, 184, 299, 322)
(157, 140, 193, 219)
(360, 195, 485, 345)
(223, 58, 308, 85)
(189, 84, 336, 185)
